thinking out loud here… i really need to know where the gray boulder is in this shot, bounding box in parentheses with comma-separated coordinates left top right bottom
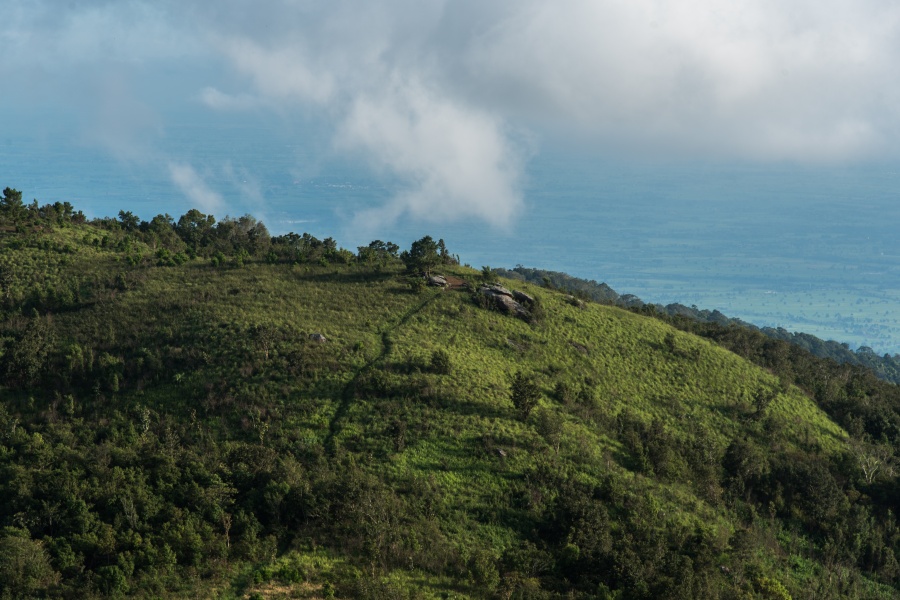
(477, 286, 531, 320)
(513, 290, 535, 305)
(309, 333, 327, 343)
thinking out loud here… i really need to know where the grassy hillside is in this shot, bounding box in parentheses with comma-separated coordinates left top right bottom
(1, 195, 899, 599)
(497, 265, 900, 385)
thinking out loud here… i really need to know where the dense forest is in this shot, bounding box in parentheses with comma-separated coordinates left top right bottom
(497, 266, 900, 384)
(3, 186, 900, 598)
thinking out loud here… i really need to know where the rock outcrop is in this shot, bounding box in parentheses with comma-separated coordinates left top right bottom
(513, 290, 535, 305)
(477, 285, 531, 320)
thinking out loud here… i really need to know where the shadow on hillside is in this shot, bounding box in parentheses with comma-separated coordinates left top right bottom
(434, 396, 510, 421)
(325, 289, 444, 453)
(409, 578, 479, 599)
(293, 269, 397, 285)
(480, 505, 539, 535)
(414, 444, 527, 481)
(712, 402, 752, 423)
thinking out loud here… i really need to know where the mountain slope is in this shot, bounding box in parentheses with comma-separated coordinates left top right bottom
(0, 202, 897, 599)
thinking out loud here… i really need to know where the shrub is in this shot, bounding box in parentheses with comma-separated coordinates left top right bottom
(511, 371, 541, 421)
(430, 349, 451, 374)
(0, 529, 60, 598)
(554, 381, 574, 404)
(407, 276, 426, 294)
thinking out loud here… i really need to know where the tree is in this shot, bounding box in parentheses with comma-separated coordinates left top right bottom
(175, 208, 215, 249)
(752, 387, 777, 419)
(358, 240, 400, 266)
(0, 187, 24, 222)
(401, 235, 441, 275)
(510, 371, 541, 421)
(437, 238, 456, 264)
(0, 528, 60, 598)
(852, 439, 895, 485)
(215, 215, 271, 256)
(144, 214, 182, 250)
(118, 210, 140, 232)
(722, 438, 769, 502)
(430, 349, 452, 374)
(535, 407, 564, 453)
(6, 312, 56, 387)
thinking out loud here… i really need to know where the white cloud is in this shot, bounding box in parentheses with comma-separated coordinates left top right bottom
(338, 77, 524, 231)
(460, 0, 900, 159)
(199, 87, 265, 111)
(202, 0, 900, 225)
(218, 37, 335, 105)
(6, 0, 900, 225)
(168, 163, 224, 213)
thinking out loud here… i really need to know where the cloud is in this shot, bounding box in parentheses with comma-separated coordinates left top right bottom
(199, 87, 265, 111)
(168, 163, 224, 213)
(211, 29, 527, 228)
(458, 0, 900, 160)
(217, 37, 335, 106)
(6, 0, 900, 226)
(202, 0, 900, 225)
(338, 77, 525, 231)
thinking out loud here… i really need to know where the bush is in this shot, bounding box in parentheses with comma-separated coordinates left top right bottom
(554, 381, 574, 404)
(511, 372, 541, 421)
(407, 276, 426, 294)
(0, 529, 60, 598)
(430, 349, 451, 374)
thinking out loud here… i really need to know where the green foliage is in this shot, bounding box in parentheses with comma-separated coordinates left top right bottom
(0, 527, 59, 598)
(755, 576, 793, 599)
(400, 235, 456, 275)
(4, 312, 56, 387)
(0, 187, 24, 222)
(406, 275, 426, 294)
(429, 349, 452, 375)
(535, 407, 563, 453)
(401, 235, 441, 274)
(1, 192, 900, 599)
(510, 371, 541, 421)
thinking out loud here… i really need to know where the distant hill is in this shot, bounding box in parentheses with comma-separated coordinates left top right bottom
(497, 265, 900, 385)
(2, 189, 900, 598)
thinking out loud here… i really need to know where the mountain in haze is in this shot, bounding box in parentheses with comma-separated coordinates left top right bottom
(2, 188, 900, 598)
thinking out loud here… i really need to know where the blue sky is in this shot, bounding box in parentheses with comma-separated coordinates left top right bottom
(3, 0, 900, 229)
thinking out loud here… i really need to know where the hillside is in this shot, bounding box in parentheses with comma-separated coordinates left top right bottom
(1, 191, 900, 599)
(497, 265, 900, 384)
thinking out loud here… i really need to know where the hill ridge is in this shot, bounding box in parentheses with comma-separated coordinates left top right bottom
(0, 191, 899, 598)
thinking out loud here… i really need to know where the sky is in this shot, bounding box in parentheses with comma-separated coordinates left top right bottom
(3, 0, 900, 232)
